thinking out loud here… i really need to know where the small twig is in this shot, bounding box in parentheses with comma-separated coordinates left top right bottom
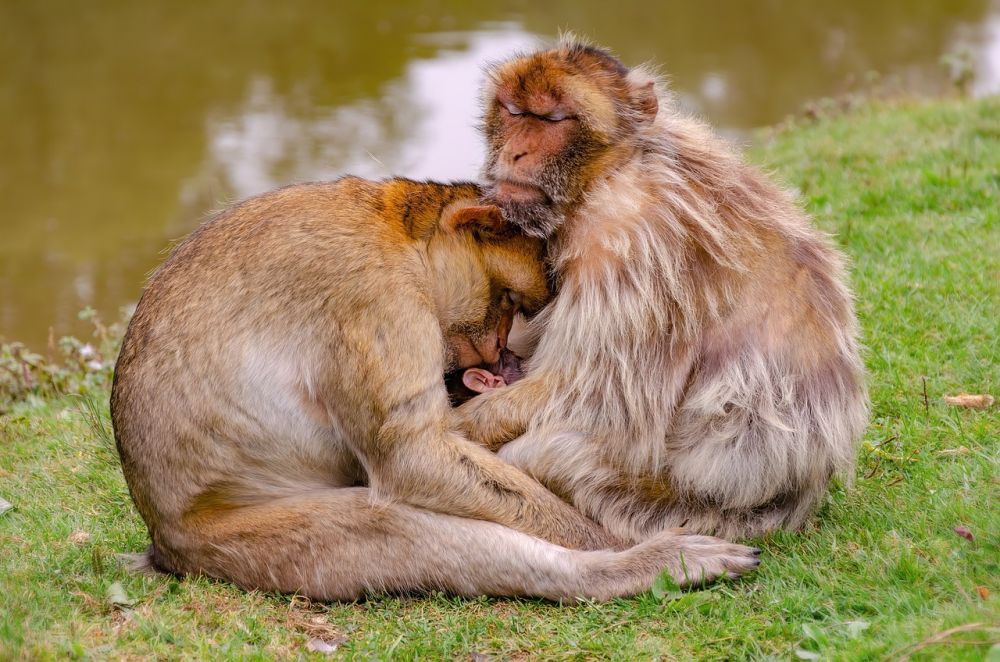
(864, 456, 882, 479)
(598, 618, 632, 633)
(921, 377, 929, 414)
(886, 476, 905, 487)
(870, 434, 898, 450)
(889, 622, 996, 661)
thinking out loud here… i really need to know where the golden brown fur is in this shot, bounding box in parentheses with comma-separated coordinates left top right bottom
(455, 41, 868, 542)
(111, 177, 760, 601)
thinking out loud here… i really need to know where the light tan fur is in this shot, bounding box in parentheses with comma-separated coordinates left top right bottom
(111, 177, 760, 601)
(455, 41, 868, 542)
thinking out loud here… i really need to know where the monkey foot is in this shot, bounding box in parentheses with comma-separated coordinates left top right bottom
(642, 528, 762, 589)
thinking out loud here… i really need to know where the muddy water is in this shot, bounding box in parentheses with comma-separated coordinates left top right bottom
(2, 0, 999, 348)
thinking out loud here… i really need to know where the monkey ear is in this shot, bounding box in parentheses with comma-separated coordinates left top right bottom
(628, 74, 659, 123)
(461, 368, 507, 393)
(441, 204, 505, 235)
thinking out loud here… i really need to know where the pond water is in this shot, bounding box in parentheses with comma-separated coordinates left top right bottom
(2, 0, 999, 349)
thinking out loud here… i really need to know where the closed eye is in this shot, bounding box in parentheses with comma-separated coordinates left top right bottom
(544, 110, 572, 122)
(499, 100, 574, 122)
(501, 101, 524, 116)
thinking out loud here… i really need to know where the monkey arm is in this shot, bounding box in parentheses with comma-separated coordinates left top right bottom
(369, 398, 620, 551)
(343, 307, 618, 551)
(451, 373, 553, 451)
(455, 310, 701, 458)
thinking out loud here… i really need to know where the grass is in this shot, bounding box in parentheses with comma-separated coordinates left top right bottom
(1, 97, 998, 660)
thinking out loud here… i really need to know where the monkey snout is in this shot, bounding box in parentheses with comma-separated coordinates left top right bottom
(493, 179, 546, 204)
(473, 333, 503, 365)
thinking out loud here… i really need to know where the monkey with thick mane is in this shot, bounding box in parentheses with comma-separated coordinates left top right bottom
(454, 40, 868, 542)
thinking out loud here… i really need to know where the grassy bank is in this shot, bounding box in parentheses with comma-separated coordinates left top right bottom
(1, 97, 998, 660)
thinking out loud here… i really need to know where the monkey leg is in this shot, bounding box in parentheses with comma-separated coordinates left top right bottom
(153, 487, 759, 600)
(497, 430, 723, 544)
(372, 422, 622, 551)
(496, 430, 672, 544)
(499, 428, 835, 542)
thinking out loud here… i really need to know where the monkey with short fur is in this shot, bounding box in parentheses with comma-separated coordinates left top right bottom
(453, 41, 868, 542)
(111, 177, 760, 602)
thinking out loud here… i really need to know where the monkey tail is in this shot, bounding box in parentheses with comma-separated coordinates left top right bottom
(118, 545, 158, 576)
(119, 544, 179, 577)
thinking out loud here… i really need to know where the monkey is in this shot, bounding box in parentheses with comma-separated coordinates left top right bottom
(445, 348, 524, 405)
(452, 40, 869, 543)
(110, 177, 761, 602)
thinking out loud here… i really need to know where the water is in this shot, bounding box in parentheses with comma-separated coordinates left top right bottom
(2, 0, 999, 348)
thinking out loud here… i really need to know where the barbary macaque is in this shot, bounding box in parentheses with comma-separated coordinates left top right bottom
(111, 177, 760, 602)
(454, 40, 869, 542)
(445, 348, 524, 405)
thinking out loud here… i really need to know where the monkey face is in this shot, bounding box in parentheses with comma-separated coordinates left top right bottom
(444, 288, 517, 369)
(434, 203, 551, 371)
(480, 44, 659, 238)
(480, 77, 596, 239)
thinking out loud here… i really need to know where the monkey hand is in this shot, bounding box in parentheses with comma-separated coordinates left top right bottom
(451, 387, 525, 451)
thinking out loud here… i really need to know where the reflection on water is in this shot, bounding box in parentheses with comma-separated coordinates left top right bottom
(972, 12, 1000, 94)
(1, 0, 999, 348)
(198, 27, 539, 203)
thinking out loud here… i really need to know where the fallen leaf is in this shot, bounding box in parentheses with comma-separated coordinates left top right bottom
(943, 393, 994, 409)
(293, 613, 341, 639)
(844, 620, 870, 638)
(651, 570, 684, 601)
(105, 582, 133, 609)
(69, 530, 91, 544)
(306, 636, 347, 654)
(0, 496, 12, 516)
(801, 623, 822, 642)
(110, 607, 133, 629)
(794, 649, 821, 660)
(936, 446, 970, 456)
(953, 526, 974, 542)
(977, 586, 990, 599)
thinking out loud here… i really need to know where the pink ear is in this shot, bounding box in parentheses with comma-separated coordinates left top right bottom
(461, 368, 508, 393)
(442, 205, 505, 233)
